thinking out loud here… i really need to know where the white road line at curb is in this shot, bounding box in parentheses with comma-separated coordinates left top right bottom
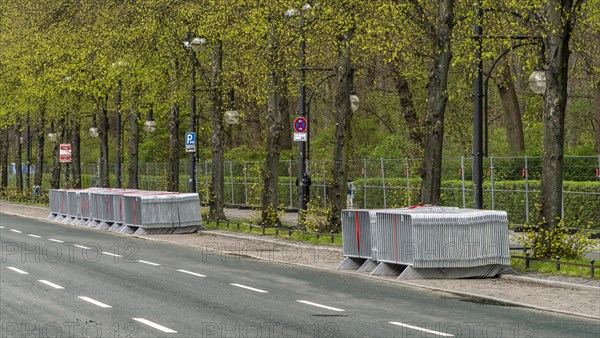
(38, 280, 65, 289)
(74, 245, 90, 250)
(296, 300, 345, 312)
(132, 318, 177, 333)
(28, 234, 42, 238)
(10, 229, 22, 233)
(101, 252, 123, 257)
(78, 296, 112, 308)
(138, 260, 160, 266)
(230, 283, 268, 293)
(389, 322, 454, 337)
(7, 267, 29, 275)
(48, 239, 64, 243)
(177, 269, 206, 278)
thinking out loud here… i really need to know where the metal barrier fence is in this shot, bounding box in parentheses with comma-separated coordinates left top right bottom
(11, 155, 600, 226)
(338, 206, 511, 279)
(48, 188, 202, 235)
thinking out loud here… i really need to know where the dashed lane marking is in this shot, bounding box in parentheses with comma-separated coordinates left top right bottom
(230, 283, 268, 293)
(38, 280, 65, 289)
(78, 296, 112, 308)
(132, 318, 177, 333)
(296, 300, 345, 312)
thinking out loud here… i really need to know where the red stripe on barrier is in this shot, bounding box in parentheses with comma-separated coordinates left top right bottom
(394, 214, 398, 263)
(355, 211, 360, 256)
(119, 198, 123, 222)
(133, 199, 137, 224)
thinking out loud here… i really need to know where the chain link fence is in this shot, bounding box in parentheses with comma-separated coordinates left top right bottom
(8, 155, 600, 228)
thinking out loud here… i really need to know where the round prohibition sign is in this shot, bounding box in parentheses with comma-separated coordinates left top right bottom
(294, 117, 308, 133)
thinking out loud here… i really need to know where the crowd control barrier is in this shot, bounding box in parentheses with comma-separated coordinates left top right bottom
(48, 188, 203, 235)
(338, 206, 511, 279)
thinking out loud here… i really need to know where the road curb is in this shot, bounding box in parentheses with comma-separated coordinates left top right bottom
(499, 274, 600, 292)
(201, 230, 343, 252)
(392, 280, 600, 320)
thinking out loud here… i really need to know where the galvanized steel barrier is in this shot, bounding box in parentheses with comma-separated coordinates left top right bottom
(338, 206, 511, 279)
(48, 188, 203, 235)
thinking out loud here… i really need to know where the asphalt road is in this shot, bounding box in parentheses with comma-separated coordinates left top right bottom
(1, 214, 599, 337)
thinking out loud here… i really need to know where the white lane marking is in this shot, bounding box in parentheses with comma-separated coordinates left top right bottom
(0, 226, 5, 228)
(137, 260, 160, 266)
(38, 280, 65, 289)
(48, 239, 64, 243)
(74, 245, 91, 250)
(28, 234, 42, 238)
(102, 252, 123, 257)
(78, 296, 112, 308)
(10, 229, 22, 233)
(230, 283, 268, 293)
(389, 322, 455, 337)
(177, 269, 206, 278)
(132, 318, 177, 333)
(296, 300, 345, 312)
(6, 267, 29, 275)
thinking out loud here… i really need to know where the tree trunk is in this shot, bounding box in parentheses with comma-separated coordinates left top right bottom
(495, 61, 525, 155)
(1, 128, 8, 188)
(25, 113, 31, 189)
(209, 40, 226, 220)
(128, 108, 139, 189)
(98, 97, 110, 187)
(50, 120, 61, 189)
(421, 0, 454, 205)
(261, 25, 283, 226)
(391, 61, 423, 150)
(70, 113, 82, 189)
(594, 81, 600, 154)
(167, 103, 179, 192)
(328, 27, 354, 230)
(540, 0, 576, 230)
(14, 119, 23, 192)
(34, 110, 44, 188)
(279, 71, 292, 151)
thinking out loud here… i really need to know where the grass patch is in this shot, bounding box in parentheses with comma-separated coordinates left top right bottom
(203, 219, 343, 247)
(510, 254, 597, 279)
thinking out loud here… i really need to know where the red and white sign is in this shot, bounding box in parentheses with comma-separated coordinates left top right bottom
(293, 117, 307, 133)
(59, 144, 72, 163)
(293, 117, 308, 142)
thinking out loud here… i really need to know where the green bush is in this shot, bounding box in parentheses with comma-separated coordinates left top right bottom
(0, 187, 49, 205)
(516, 222, 594, 259)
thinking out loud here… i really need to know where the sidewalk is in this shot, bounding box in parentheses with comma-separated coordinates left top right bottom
(1, 202, 599, 320)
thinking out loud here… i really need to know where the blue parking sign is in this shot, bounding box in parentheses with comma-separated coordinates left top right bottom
(185, 132, 196, 145)
(185, 132, 196, 153)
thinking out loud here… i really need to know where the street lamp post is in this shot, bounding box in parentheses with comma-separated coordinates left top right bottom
(474, 0, 484, 209)
(286, 4, 312, 216)
(474, 0, 546, 209)
(184, 34, 206, 193)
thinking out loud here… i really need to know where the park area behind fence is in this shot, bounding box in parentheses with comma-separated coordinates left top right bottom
(7, 155, 600, 230)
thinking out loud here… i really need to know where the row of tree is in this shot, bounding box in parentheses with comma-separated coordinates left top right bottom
(1, 1, 598, 231)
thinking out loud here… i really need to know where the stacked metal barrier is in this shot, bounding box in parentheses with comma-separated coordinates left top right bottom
(47, 188, 203, 235)
(338, 208, 400, 271)
(338, 206, 511, 279)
